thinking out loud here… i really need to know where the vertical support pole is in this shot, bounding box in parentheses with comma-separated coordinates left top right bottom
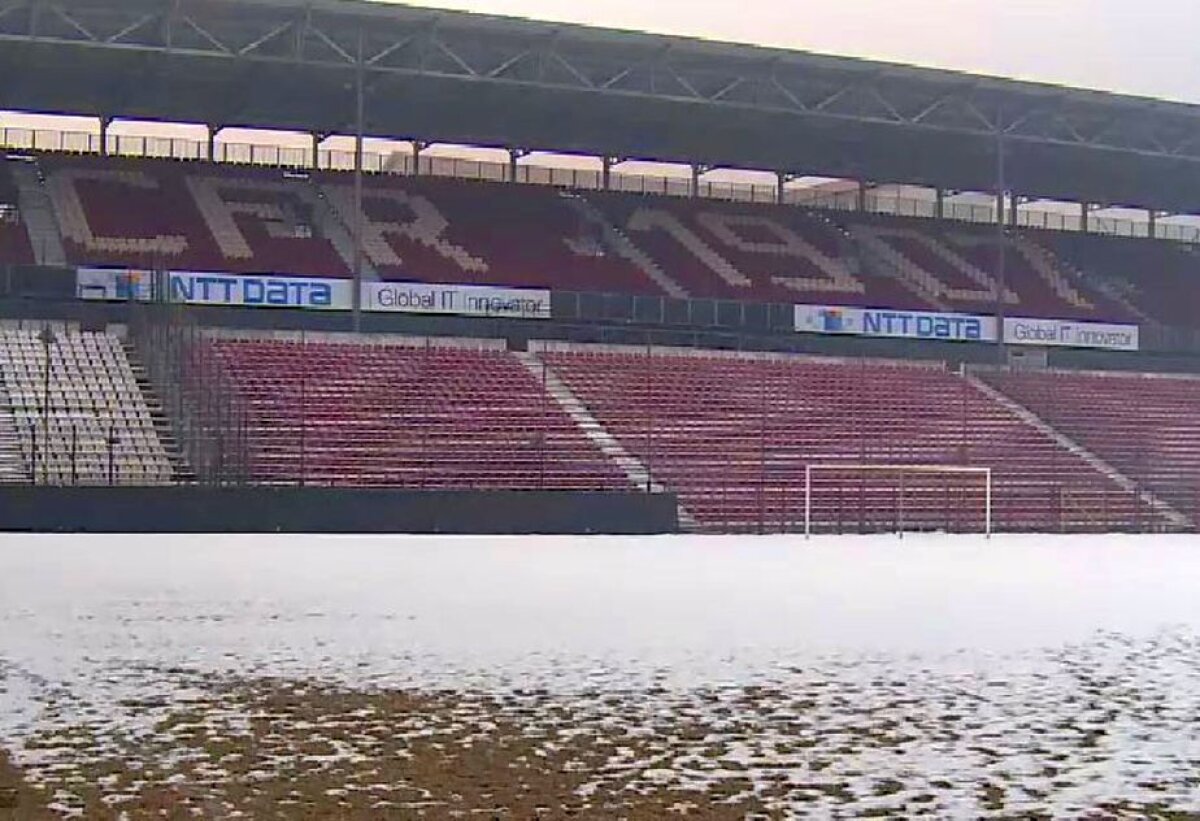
(29, 421, 37, 486)
(856, 180, 867, 212)
(299, 368, 306, 487)
(352, 29, 365, 334)
(644, 339, 653, 494)
(107, 425, 116, 486)
(935, 188, 945, 220)
(508, 148, 521, 183)
(39, 327, 53, 485)
(207, 124, 218, 163)
(310, 131, 322, 170)
(601, 156, 614, 191)
(1148, 209, 1158, 240)
(1081, 201, 1090, 233)
(691, 164, 702, 198)
(804, 464, 812, 538)
(775, 171, 787, 205)
(539, 358, 547, 491)
(99, 116, 111, 156)
(985, 468, 993, 537)
(412, 140, 426, 176)
(994, 126, 1008, 364)
(757, 361, 768, 534)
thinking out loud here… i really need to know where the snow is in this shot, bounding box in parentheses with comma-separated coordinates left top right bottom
(2, 532, 1200, 815)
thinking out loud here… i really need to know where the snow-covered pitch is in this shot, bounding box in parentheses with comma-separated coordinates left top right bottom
(2, 534, 1199, 817)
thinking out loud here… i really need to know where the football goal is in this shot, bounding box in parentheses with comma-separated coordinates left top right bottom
(803, 463, 992, 536)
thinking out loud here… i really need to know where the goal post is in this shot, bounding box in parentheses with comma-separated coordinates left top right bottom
(803, 463, 992, 537)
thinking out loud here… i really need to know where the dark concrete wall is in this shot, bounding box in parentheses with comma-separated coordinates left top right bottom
(0, 487, 679, 535)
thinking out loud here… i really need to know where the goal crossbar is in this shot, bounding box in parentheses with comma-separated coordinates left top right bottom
(804, 463, 992, 537)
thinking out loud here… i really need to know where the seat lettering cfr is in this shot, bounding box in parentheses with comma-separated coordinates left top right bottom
(186, 176, 321, 261)
(48, 168, 188, 256)
(321, 185, 487, 274)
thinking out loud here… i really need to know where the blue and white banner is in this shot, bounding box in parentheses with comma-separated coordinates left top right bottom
(77, 268, 551, 319)
(1004, 317, 1139, 352)
(795, 304, 997, 343)
(77, 268, 351, 311)
(168, 271, 352, 310)
(795, 303, 1139, 350)
(362, 282, 551, 319)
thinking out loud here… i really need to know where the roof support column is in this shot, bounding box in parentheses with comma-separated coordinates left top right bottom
(1081, 202, 1090, 233)
(411, 140, 427, 177)
(206, 125, 220, 163)
(508, 148, 528, 183)
(602, 156, 618, 191)
(776, 172, 796, 205)
(351, 28, 365, 335)
(310, 131, 328, 170)
(993, 129, 1008, 363)
(1009, 194, 1020, 229)
(1148, 209, 1160, 239)
(856, 181, 867, 212)
(98, 116, 112, 156)
(691, 164, 710, 198)
(935, 188, 945, 220)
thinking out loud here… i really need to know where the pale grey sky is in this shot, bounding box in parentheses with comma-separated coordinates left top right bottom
(407, 0, 1200, 104)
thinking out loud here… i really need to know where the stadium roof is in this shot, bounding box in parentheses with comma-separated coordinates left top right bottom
(5, 0, 1200, 211)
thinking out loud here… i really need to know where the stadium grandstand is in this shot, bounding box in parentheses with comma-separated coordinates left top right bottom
(5, 0, 1200, 534)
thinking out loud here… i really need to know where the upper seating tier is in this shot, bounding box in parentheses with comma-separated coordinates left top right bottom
(2, 153, 1174, 327)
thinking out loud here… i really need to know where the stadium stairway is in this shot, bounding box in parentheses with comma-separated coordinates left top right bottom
(120, 339, 195, 483)
(0, 377, 30, 483)
(6, 158, 67, 267)
(513, 349, 697, 528)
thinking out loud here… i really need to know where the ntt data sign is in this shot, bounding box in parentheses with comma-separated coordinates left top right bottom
(1004, 317, 1139, 352)
(77, 269, 551, 319)
(77, 268, 350, 310)
(794, 304, 997, 343)
(794, 303, 1139, 351)
(362, 282, 551, 319)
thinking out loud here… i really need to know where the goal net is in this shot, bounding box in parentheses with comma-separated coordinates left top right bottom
(804, 463, 992, 536)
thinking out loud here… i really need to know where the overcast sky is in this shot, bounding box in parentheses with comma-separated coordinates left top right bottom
(406, 0, 1200, 103)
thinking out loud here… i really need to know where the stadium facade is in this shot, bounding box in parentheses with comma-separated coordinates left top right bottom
(1, 0, 1200, 534)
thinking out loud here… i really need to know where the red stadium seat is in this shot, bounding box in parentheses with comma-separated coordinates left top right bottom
(206, 338, 630, 492)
